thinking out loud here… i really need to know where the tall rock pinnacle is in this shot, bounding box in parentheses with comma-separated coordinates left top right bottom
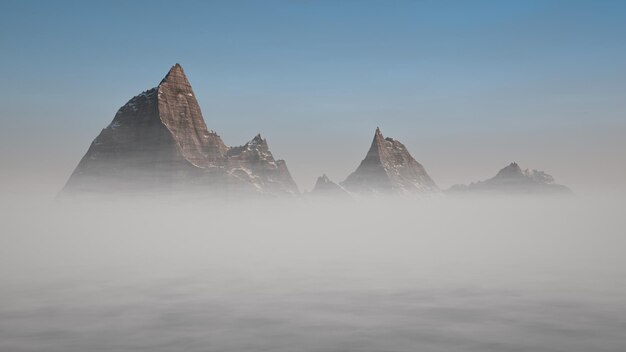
(156, 63, 228, 165)
(341, 127, 438, 194)
(63, 64, 297, 196)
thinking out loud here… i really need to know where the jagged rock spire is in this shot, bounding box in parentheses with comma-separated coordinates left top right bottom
(363, 126, 390, 165)
(155, 63, 228, 165)
(341, 127, 438, 194)
(314, 174, 333, 189)
(160, 63, 188, 85)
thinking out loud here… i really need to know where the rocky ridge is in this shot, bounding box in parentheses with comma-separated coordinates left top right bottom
(63, 64, 573, 199)
(447, 162, 572, 195)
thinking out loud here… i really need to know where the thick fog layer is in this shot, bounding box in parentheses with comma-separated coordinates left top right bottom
(1, 193, 625, 351)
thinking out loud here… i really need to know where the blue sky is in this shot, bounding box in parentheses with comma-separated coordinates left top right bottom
(1, 0, 625, 191)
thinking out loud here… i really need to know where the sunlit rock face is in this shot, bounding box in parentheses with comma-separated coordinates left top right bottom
(341, 127, 438, 195)
(62, 64, 298, 197)
(447, 162, 572, 195)
(155, 64, 229, 166)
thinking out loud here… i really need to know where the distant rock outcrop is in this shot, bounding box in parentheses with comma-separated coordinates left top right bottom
(341, 128, 438, 194)
(63, 64, 298, 196)
(447, 162, 572, 195)
(311, 174, 351, 198)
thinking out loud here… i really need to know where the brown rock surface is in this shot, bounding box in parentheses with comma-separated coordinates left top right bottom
(156, 64, 228, 165)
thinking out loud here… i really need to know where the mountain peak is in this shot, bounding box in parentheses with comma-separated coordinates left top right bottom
(247, 134, 267, 149)
(494, 162, 524, 179)
(342, 128, 438, 194)
(159, 63, 190, 87)
(447, 162, 572, 195)
(154, 63, 228, 165)
(312, 174, 350, 197)
(373, 127, 384, 144)
(366, 127, 387, 160)
(63, 65, 299, 197)
(318, 174, 330, 183)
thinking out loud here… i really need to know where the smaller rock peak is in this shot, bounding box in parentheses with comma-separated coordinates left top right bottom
(170, 63, 184, 73)
(160, 63, 189, 86)
(372, 127, 386, 146)
(313, 174, 350, 197)
(250, 133, 265, 144)
(495, 162, 524, 178)
(168, 63, 184, 74)
(314, 174, 332, 189)
(247, 133, 267, 148)
(505, 162, 522, 173)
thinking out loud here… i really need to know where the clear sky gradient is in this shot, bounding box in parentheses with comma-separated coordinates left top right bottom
(1, 0, 625, 193)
